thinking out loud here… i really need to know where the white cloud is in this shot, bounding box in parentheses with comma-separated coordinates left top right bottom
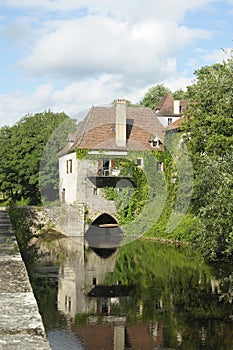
(0, 0, 225, 126)
(164, 76, 193, 91)
(2, 17, 34, 48)
(201, 47, 232, 63)
(0, 75, 139, 126)
(2, 0, 216, 21)
(19, 16, 209, 86)
(186, 47, 232, 72)
(0, 69, 196, 127)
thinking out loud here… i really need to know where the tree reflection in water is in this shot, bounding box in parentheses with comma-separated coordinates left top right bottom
(32, 238, 233, 350)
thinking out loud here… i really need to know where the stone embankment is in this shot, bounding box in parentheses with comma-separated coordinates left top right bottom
(0, 208, 51, 350)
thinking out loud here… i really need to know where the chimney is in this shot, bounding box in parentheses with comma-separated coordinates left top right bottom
(115, 99, 126, 147)
(173, 100, 180, 115)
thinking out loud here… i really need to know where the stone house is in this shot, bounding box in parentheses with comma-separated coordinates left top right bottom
(155, 94, 187, 127)
(57, 99, 165, 212)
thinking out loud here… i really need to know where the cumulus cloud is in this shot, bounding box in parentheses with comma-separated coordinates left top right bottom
(0, 0, 226, 126)
(19, 15, 209, 86)
(2, 0, 215, 21)
(0, 74, 144, 126)
(201, 47, 232, 63)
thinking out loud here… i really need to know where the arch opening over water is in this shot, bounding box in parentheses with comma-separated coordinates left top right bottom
(85, 213, 123, 249)
(92, 213, 118, 226)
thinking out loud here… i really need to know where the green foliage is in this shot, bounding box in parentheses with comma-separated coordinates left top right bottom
(181, 53, 233, 261)
(172, 88, 189, 100)
(140, 84, 188, 110)
(7, 202, 38, 265)
(104, 240, 232, 329)
(40, 117, 76, 202)
(140, 84, 171, 109)
(76, 148, 89, 160)
(145, 131, 194, 240)
(0, 111, 76, 204)
(104, 157, 149, 225)
(192, 153, 233, 260)
(183, 56, 233, 160)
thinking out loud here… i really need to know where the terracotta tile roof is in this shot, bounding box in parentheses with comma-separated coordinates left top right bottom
(165, 117, 185, 131)
(58, 105, 165, 156)
(155, 95, 187, 116)
(155, 94, 174, 114)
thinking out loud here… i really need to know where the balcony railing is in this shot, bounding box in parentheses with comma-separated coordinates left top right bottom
(87, 167, 132, 187)
(97, 167, 121, 177)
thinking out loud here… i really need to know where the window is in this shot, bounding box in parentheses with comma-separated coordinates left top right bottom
(98, 158, 110, 176)
(66, 159, 73, 173)
(151, 136, 162, 148)
(93, 187, 98, 195)
(69, 159, 72, 173)
(168, 118, 172, 125)
(157, 162, 163, 172)
(136, 158, 143, 167)
(68, 297, 71, 312)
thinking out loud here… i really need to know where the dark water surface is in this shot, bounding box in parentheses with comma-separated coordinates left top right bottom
(30, 237, 233, 350)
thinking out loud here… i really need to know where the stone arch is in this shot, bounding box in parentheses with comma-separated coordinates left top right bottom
(91, 213, 118, 226)
(85, 213, 123, 249)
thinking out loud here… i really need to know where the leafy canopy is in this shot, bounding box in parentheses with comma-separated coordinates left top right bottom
(182, 53, 233, 260)
(0, 111, 76, 204)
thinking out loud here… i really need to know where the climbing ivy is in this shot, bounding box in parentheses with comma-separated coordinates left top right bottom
(76, 148, 89, 160)
(104, 156, 148, 225)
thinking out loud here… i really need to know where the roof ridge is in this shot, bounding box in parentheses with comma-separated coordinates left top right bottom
(75, 106, 94, 148)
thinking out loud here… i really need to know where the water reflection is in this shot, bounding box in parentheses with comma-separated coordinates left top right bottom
(85, 225, 124, 249)
(57, 240, 134, 320)
(33, 238, 233, 350)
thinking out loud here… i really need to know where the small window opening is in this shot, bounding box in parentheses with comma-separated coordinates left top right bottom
(157, 162, 163, 172)
(151, 137, 162, 148)
(68, 297, 71, 312)
(136, 158, 143, 167)
(69, 159, 72, 173)
(66, 159, 73, 173)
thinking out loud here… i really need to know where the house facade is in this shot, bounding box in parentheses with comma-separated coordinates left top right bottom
(58, 99, 165, 213)
(154, 94, 187, 127)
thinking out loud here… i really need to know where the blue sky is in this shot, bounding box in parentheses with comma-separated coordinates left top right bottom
(0, 0, 232, 126)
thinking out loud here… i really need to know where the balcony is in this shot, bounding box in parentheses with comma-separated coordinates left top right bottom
(87, 167, 132, 188)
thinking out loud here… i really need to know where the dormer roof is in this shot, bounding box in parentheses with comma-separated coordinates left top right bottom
(155, 95, 187, 116)
(58, 104, 165, 156)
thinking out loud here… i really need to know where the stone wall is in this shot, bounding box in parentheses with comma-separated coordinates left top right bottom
(0, 207, 51, 349)
(45, 203, 85, 237)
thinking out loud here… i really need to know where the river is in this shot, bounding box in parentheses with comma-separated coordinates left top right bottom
(29, 236, 232, 350)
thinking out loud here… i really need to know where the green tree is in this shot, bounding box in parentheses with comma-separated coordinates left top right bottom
(0, 126, 17, 199)
(172, 88, 188, 100)
(39, 117, 77, 202)
(183, 57, 233, 160)
(140, 84, 171, 109)
(192, 152, 233, 260)
(182, 53, 233, 260)
(0, 111, 76, 204)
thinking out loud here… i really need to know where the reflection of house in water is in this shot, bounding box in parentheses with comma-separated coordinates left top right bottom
(57, 238, 165, 350)
(57, 238, 136, 320)
(76, 322, 164, 350)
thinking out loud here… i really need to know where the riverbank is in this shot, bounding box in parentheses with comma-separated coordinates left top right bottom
(0, 207, 51, 350)
(141, 236, 189, 247)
